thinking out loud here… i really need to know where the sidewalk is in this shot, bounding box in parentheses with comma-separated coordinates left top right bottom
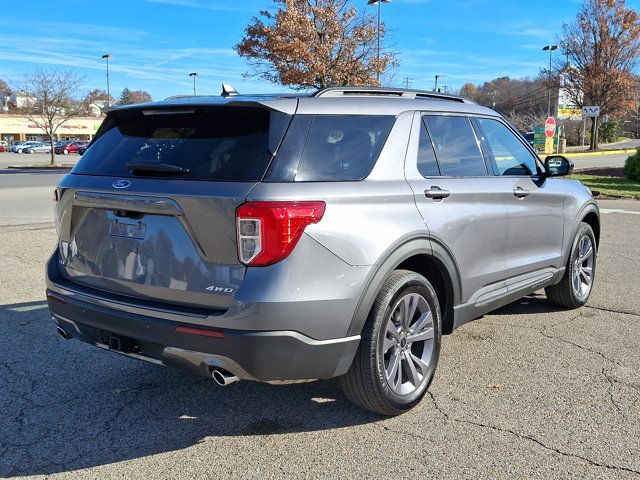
(564, 138, 640, 153)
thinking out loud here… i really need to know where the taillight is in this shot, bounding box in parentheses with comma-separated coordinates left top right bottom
(236, 201, 326, 266)
(53, 188, 60, 236)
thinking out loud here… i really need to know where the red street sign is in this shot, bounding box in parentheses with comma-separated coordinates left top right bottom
(545, 117, 556, 138)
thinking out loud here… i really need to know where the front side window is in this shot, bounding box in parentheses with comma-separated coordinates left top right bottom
(476, 118, 539, 176)
(423, 115, 487, 176)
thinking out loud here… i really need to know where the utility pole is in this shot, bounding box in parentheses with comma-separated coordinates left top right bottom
(434, 74, 441, 92)
(489, 89, 498, 109)
(189, 72, 198, 95)
(403, 77, 412, 89)
(101, 54, 112, 106)
(542, 45, 558, 117)
(367, 0, 391, 83)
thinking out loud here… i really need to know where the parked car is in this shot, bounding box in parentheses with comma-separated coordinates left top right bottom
(523, 131, 535, 146)
(25, 142, 53, 154)
(76, 143, 90, 155)
(0, 144, 5, 152)
(12, 141, 42, 153)
(46, 86, 600, 416)
(55, 141, 85, 155)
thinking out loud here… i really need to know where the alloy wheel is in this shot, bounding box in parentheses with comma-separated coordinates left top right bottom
(382, 292, 435, 395)
(572, 235, 594, 300)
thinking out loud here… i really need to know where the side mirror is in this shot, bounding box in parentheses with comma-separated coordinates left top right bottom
(544, 155, 574, 177)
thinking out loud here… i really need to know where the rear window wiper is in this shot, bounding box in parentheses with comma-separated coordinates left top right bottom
(125, 162, 190, 177)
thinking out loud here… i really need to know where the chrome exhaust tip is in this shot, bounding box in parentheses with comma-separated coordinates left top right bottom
(56, 326, 72, 340)
(211, 368, 239, 386)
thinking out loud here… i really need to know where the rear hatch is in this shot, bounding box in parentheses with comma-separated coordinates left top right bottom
(54, 102, 293, 310)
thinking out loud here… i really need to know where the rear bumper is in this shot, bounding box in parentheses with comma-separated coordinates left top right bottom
(48, 291, 360, 382)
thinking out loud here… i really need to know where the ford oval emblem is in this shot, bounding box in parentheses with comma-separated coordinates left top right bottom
(112, 179, 131, 189)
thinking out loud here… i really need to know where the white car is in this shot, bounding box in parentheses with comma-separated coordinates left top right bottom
(12, 141, 42, 153)
(25, 143, 52, 154)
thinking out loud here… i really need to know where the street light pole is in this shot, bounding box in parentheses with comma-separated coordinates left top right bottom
(542, 45, 558, 117)
(101, 54, 112, 106)
(367, 0, 391, 84)
(189, 72, 198, 95)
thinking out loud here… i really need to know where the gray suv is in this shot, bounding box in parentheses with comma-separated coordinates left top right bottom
(46, 87, 599, 415)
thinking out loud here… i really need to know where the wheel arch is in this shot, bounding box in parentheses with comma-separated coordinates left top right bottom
(581, 210, 600, 250)
(560, 201, 600, 267)
(347, 237, 461, 337)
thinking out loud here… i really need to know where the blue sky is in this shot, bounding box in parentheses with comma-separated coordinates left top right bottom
(1, 0, 639, 100)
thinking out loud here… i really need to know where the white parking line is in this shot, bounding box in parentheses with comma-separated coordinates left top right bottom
(600, 208, 640, 215)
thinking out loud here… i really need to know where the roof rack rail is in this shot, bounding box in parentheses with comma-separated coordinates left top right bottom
(313, 86, 475, 104)
(164, 94, 218, 100)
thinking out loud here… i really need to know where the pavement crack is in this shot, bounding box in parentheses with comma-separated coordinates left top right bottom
(428, 391, 449, 420)
(540, 316, 622, 367)
(585, 305, 640, 318)
(428, 392, 640, 476)
(1, 361, 18, 376)
(601, 368, 624, 416)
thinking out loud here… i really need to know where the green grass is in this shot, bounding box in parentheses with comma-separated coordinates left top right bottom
(569, 174, 640, 199)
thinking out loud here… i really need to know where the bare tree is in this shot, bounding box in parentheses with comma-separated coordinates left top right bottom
(503, 108, 548, 133)
(561, 0, 640, 149)
(19, 68, 85, 165)
(0, 78, 10, 94)
(236, 0, 397, 90)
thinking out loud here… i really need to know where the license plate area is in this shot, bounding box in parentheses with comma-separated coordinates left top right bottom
(110, 218, 146, 240)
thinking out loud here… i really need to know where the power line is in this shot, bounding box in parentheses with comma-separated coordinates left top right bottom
(457, 52, 546, 83)
(497, 85, 547, 104)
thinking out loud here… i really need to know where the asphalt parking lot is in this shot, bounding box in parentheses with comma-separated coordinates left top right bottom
(1, 170, 639, 478)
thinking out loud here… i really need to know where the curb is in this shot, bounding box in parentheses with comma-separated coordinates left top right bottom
(558, 148, 636, 159)
(7, 165, 74, 170)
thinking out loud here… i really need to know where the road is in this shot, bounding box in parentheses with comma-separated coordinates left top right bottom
(0, 166, 639, 478)
(0, 171, 65, 227)
(571, 152, 631, 170)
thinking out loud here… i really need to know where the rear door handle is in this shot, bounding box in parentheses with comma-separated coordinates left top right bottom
(424, 186, 450, 200)
(513, 186, 530, 198)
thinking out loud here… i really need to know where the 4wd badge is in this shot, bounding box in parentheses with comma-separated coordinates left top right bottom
(205, 285, 234, 294)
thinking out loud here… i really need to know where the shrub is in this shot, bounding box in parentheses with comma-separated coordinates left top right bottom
(598, 120, 620, 144)
(624, 149, 640, 181)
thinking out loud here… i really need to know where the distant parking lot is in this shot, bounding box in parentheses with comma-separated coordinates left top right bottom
(0, 151, 80, 169)
(0, 172, 639, 479)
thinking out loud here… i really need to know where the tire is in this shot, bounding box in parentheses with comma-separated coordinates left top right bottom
(17, 149, 22, 154)
(545, 222, 596, 308)
(340, 270, 442, 416)
(63, 149, 69, 155)
(27, 149, 34, 154)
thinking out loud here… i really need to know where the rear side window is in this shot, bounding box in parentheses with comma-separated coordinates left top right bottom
(475, 118, 539, 176)
(267, 115, 395, 182)
(424, 115, 487, 176)
(417, 119, 440, 177)
(72, 107, 288, 182)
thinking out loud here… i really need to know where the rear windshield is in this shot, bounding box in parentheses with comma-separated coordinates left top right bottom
(72, 107, 289, 182)
(265, 114, 395, 182)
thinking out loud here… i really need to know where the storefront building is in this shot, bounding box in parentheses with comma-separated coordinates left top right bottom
(0, 114, 104, 144)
